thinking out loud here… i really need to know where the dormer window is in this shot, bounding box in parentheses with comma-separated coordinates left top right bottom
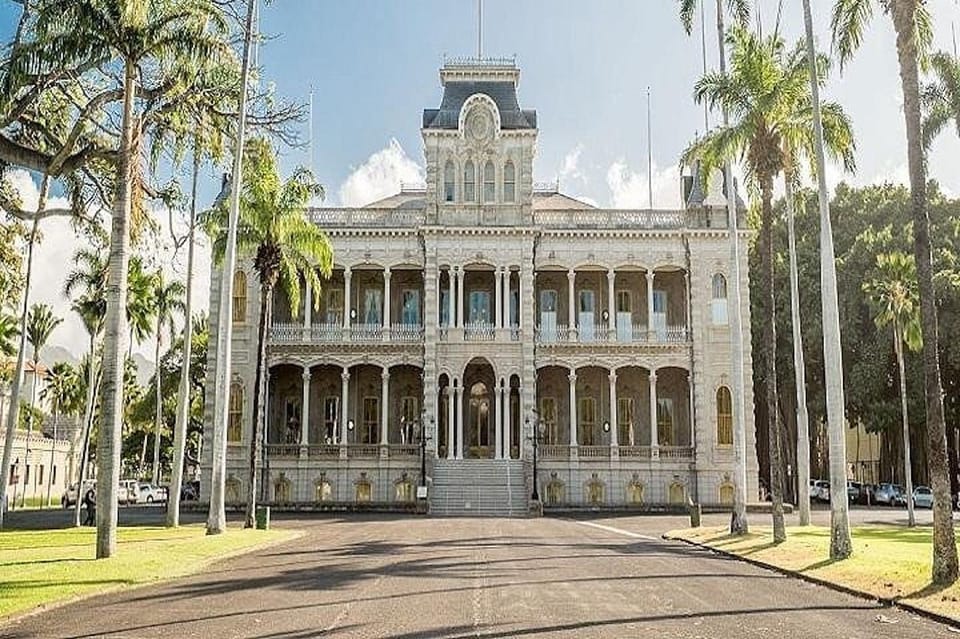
(483, 161, 495, 203)
(464, 160, 476, 202)
(444, 161, 455, 202)
(504, 161, 516, 203)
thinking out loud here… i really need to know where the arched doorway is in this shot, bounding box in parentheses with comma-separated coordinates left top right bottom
(462, 358, 495, 458)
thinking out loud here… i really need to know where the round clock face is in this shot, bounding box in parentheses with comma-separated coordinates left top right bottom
(467, 109, 493, 143)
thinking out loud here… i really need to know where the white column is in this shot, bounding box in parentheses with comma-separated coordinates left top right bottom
(494, 380, 503, 459)
(567, 268, 576, 340)
(456, 267, 465, 328)
(382, 268, 392, 340)
(646, 270, 655, 341)
(436, 270, 442, 328)
(684, 270, 692, 337)
(301, 369, 311, 445)
(343, 267, 352, 331)
(339, 370, 349, 445)
(649, 371, 659, 456)
(380, 369, 390, 445)
(568, 371, 578, 447)
(609, 371, 618, 448)
(456, 385, 464, 458)
(494, 266, 503, 330)
(514, 269, 520, 329)
(446, 386, 455, 459)
(607, 269, 616, 338)
(447, 268, 456, 329)
(688, 372, 695, 452)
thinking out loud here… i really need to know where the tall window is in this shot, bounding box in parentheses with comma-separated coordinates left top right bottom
(483, 160, 495, 203)
(618, 397, 634, 446)
(712, 273, 728, 325)
(401, 290, 420, 325)
(716, 386, 733, 446)
(503, 161, 516, 202)
(579, 396, 596, 446)
(362, 397, 379, 444)
(657, 398, 674, 446)
(232, 271, 247, 323)
(325, 289, 343, 325)
(540, 397, 557, 444)
(323, 397, 339, 443)
(228, 382, 243, 442)
(464, 160, 476, 202)
(443, 160, 455, 202)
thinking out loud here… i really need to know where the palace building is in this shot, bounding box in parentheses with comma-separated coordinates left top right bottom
(201, 56, 759, 515)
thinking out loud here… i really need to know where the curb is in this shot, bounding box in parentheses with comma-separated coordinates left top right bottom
(662, 533, 960, 630)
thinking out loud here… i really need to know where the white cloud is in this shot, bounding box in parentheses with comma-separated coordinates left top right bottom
(605, 160, 682, 209)
(337, 138, 424, 207)
(559, 144, 584, 185)
(2, 170, 211, 363)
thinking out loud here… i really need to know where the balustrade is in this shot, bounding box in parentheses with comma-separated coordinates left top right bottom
(264, 444, 300, 458)
(464, 321, 495, 341)
(534, 323, 688, 345)
(658, 446, 695, 460)
(306, 444, 340, 458)
(577, 445, 610, 459)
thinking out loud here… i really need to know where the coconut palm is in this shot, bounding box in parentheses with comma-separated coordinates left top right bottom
(29, 0, 230, 558)
(864, 251, 922, 527)
(677, 0, 751, 535)
(149, 271, 185, 485)
(127, 257, 157, 352)
(40, 362, 79, 508)
(205, 137, 332, 528)
(0, 313, 19, 357)
(20, 302, 62, 507)
(683, 26, 852, 544)
(921, 51, 960, 149)
(832, 0, 958, 584)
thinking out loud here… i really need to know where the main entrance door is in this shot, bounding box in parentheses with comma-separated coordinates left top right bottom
(462, 358, 496, 458)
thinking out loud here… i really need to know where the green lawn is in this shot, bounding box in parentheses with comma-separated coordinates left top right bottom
(0, 524, 299, 621)
(668, 525, 960, 621)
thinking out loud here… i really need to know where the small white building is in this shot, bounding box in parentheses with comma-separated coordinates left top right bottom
(201, 57, 759, 514)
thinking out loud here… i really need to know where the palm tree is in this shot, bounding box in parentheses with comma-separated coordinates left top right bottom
(208, 0, 257, 537)
(127, 257, 157, 352)
(684, 27, 853, 544)
(31, 0, 230, 558)
(0, 175, 48, 529)
(0, 313, 19, 357)
(864, 252, 922, 527)
(921, 51, 960, 148)
(21, 302, 62, 507)
(149, 272, 185, 486)
(41, 362, 79, 508)
(832, 0, 958, 584)
(677, 0, 751, 535)
(205, 137, 332, 528)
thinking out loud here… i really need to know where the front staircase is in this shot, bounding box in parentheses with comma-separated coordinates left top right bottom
(430, 459, 527, 517)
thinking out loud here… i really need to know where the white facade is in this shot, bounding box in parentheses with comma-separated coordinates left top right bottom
(201, 57, 759, 511)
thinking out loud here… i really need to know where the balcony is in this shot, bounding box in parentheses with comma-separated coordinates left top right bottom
(534, 324, 689, 345)
(269, 322, 424, 345)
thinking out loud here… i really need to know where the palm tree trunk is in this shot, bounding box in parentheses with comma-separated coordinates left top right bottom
(167, 149, 201, 527)
(801, 0, 852, 560)
(152, 329, 162, 485)
(760, 174, 785, 544)
(22, 347, 40, 509)
(0, 175, 46, 528)
(895, 324, 915, 527)
(207, 0, 256, 536)
(45, 403, 57, 508)
(74, 337, 98, 527)
(244, 283, 271, 528)
(714, 0, 749, 536)
(891, 0, 958, 584)
(785, 172, 811, 526)
(96, 58, 136, 559)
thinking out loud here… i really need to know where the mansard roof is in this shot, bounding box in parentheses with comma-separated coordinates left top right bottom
(422, 81, 537, 130)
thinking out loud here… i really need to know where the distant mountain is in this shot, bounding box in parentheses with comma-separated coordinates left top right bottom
(39, 344, 155, 386)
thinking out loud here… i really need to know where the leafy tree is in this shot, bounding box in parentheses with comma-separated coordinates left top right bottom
(40, 361, 79, 506)
(832, 0, 958, 584)
(148, 272, 185, 485)
(205, 137, 332, 528)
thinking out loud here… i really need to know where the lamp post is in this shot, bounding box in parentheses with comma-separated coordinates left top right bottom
(419, 416, 433, 489)
(526, 412, 545, 502)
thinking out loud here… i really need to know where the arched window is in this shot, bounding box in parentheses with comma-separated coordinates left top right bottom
(443, 160, 455, 202)
(232, 270, 247, 323)
(716, 386, 733, 446)
(228, 382, 243, 442)
(503, 161, 516, 203)
(719, 483, 735, 505)
(711, 273, 728, 325)
(669, 482, 686, 505)
(483, 160, 495, 203)
(464, 160, 476, 202)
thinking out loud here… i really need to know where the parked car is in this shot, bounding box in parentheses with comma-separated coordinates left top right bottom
(137, 483, 168, 504)
(847, 481, 862, 503)
(913, 486, 934, 509)
(875, 483, 901, 506)
(891, 485, 908, 507)
(813, 480, 830, 502)
(119, 479, 139, 505)
(61, 480, 96, 508)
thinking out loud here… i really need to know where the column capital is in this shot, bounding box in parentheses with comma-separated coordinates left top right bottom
(646, 269, 655, 282)
(381, 370, 391, 382)
(341, 370, 350, 382)
(568, 371, 577, 383)
(344, 266, 352, 278)
(567, 268, 576, 280)
(649, 371, 658, 383)
(607, 269, 616, 281)
(608, 371, 618, 383)
(383, 267, 392, 278)
(302, 369, 312, 382)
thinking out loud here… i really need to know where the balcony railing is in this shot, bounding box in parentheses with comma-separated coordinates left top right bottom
(346, 444, 381, 458)
(390, 324, 424, 342)
(306, 207, 424, 228)
(534, 208, 685, 229)
(264, 444, 300, 458)
(539, 444, 570, 460)
(307, 444, 340, 458)
(464, 321, 495, 341)
(269, 322, 423, 344)
(535, 324, 689, 345)
(659, 446, 695, 460)
(578, 445, 610, 459)
(386, 444, 419, 457)
(618, 446, 653, 459)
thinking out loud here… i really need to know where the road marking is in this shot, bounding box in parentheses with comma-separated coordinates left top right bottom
(573, 520, 659, 540)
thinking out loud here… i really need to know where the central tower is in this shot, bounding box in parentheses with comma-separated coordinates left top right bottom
(421, 56, 538, 226)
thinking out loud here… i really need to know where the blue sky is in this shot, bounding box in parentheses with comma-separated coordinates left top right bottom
(3, 0, 960, 357)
